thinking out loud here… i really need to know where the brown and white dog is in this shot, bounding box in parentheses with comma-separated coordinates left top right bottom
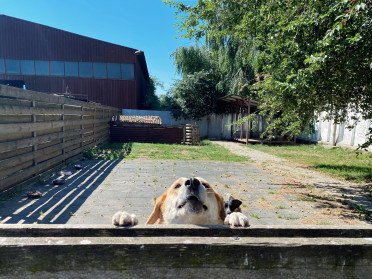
(112, 177, 249, 227)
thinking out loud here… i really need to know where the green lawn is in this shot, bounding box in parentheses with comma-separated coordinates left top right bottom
(126, 140, 247, 162)
(247, 144, 372, 182)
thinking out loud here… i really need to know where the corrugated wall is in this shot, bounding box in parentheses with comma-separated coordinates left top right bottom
(0, 15, 148, 109)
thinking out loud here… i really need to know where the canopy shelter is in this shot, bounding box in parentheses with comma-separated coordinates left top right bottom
(219, 95, 296, 144)
(218, 95, 262, 143)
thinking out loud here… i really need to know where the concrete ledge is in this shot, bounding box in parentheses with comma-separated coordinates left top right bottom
(0, 225, 372, 278)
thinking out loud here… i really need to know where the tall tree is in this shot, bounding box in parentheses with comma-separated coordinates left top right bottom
(165, 0, 372, 141)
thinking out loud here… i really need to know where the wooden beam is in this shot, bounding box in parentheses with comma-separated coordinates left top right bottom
(0, 130, 83, 153)
(0, 118, 109, 135)
(0, 225, 370, 277)
(239, 108, 243, 140)
(0, 84, 115, 110)
(246, 98, 251, 144)
(0, 104, 84, 116)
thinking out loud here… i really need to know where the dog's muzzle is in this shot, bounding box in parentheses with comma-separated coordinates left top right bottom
(177, 178, 208, 212)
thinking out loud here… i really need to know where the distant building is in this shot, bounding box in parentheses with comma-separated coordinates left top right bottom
(0, 15, 149, 109)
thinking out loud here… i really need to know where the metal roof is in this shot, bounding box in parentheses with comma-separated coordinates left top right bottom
(219, 94, 259, 106)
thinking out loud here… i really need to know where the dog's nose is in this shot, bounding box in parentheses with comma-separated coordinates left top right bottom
(185, 178, 199, 191)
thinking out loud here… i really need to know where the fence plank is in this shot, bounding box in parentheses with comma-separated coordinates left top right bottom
(0, 139, 101, 192)
(0, 85, 113, 109)
(0, 85, 116, 191)
(0, 129, 83, 153)
(0, 147, 82, 191)
(0, 118, 109, 135)
(0, 137, 84, 174)
(0, 104, 84, 116)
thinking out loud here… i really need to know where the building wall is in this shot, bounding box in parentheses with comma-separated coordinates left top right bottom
(0, 15, 148, 109)
(310, 112, 371, 150)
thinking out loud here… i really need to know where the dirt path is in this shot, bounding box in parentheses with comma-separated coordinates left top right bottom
(213, 141, 372, 220)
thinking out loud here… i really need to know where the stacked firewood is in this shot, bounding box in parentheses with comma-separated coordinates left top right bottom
(113, 115, 162, 125)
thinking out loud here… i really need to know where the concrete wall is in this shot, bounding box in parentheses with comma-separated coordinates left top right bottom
(302, 112, 371, 150)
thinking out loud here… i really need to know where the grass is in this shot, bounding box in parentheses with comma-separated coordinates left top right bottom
(126, 140, 247, 162)
(247, 143, 372, 183)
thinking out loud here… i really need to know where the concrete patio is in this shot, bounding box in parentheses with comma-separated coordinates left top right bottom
(0, 156, 369, 226)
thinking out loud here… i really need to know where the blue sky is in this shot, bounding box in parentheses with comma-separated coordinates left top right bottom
(0, 0, 197, 94)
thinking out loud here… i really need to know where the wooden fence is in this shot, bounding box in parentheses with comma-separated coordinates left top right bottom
(0, 85, 119, 192)
(110, 125, 185, 144)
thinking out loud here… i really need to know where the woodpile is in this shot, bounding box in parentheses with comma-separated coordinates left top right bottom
(113, 115, 162, 125)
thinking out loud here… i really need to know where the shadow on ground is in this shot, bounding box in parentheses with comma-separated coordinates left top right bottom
(283, 181, 372, 224)
(0, 159, 120, 224)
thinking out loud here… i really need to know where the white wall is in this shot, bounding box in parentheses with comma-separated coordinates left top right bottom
(303, 112, 371, 150)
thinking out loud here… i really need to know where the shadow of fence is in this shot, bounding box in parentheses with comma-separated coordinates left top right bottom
(0, 159, 120, 224)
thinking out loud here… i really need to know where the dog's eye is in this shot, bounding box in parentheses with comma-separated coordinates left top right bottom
(174, 184, 181, 189)
(202, 183, 210, 188)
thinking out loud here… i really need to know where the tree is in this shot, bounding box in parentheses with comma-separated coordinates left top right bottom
(168, 41, 255, 119)
(165, 0, 372, 141)
(173, 46, 216, 76)
(171, 70, 222, 119)
(166, 46, 222, 119)
(142, 76, 164, 110)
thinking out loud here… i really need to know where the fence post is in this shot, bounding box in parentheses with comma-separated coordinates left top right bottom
(61, 104, 65, 158)
(183, 125, 186, 144)
(80, 106, 84, 149)
(31, 101, 37, 166)
(93, 107, 96, 143)
(246, 98, 251, 144)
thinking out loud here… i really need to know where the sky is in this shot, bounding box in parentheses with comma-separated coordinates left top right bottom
(0, 0, 197, 94)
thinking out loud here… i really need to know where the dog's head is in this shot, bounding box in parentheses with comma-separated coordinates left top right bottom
(146, 177, 226, 225)
(224, 194, 242, 215)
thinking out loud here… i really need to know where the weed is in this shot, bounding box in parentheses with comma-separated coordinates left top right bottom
(297, 195, 317, 202)
(250, 213, 260, 219)
(84, 142, 132, 160)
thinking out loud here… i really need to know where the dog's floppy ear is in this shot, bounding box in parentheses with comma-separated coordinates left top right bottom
(229, 197, 242, 211)
(146, 193, 166, 224)
(214, 192, 227, 222)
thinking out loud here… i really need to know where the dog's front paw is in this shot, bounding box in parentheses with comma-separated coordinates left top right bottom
(112, 211, 138, 226)
(224, 212, 250, 227)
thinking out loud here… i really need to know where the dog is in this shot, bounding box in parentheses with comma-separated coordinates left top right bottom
(224, 194, 242, 215)
(112, 177, 249, 227)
